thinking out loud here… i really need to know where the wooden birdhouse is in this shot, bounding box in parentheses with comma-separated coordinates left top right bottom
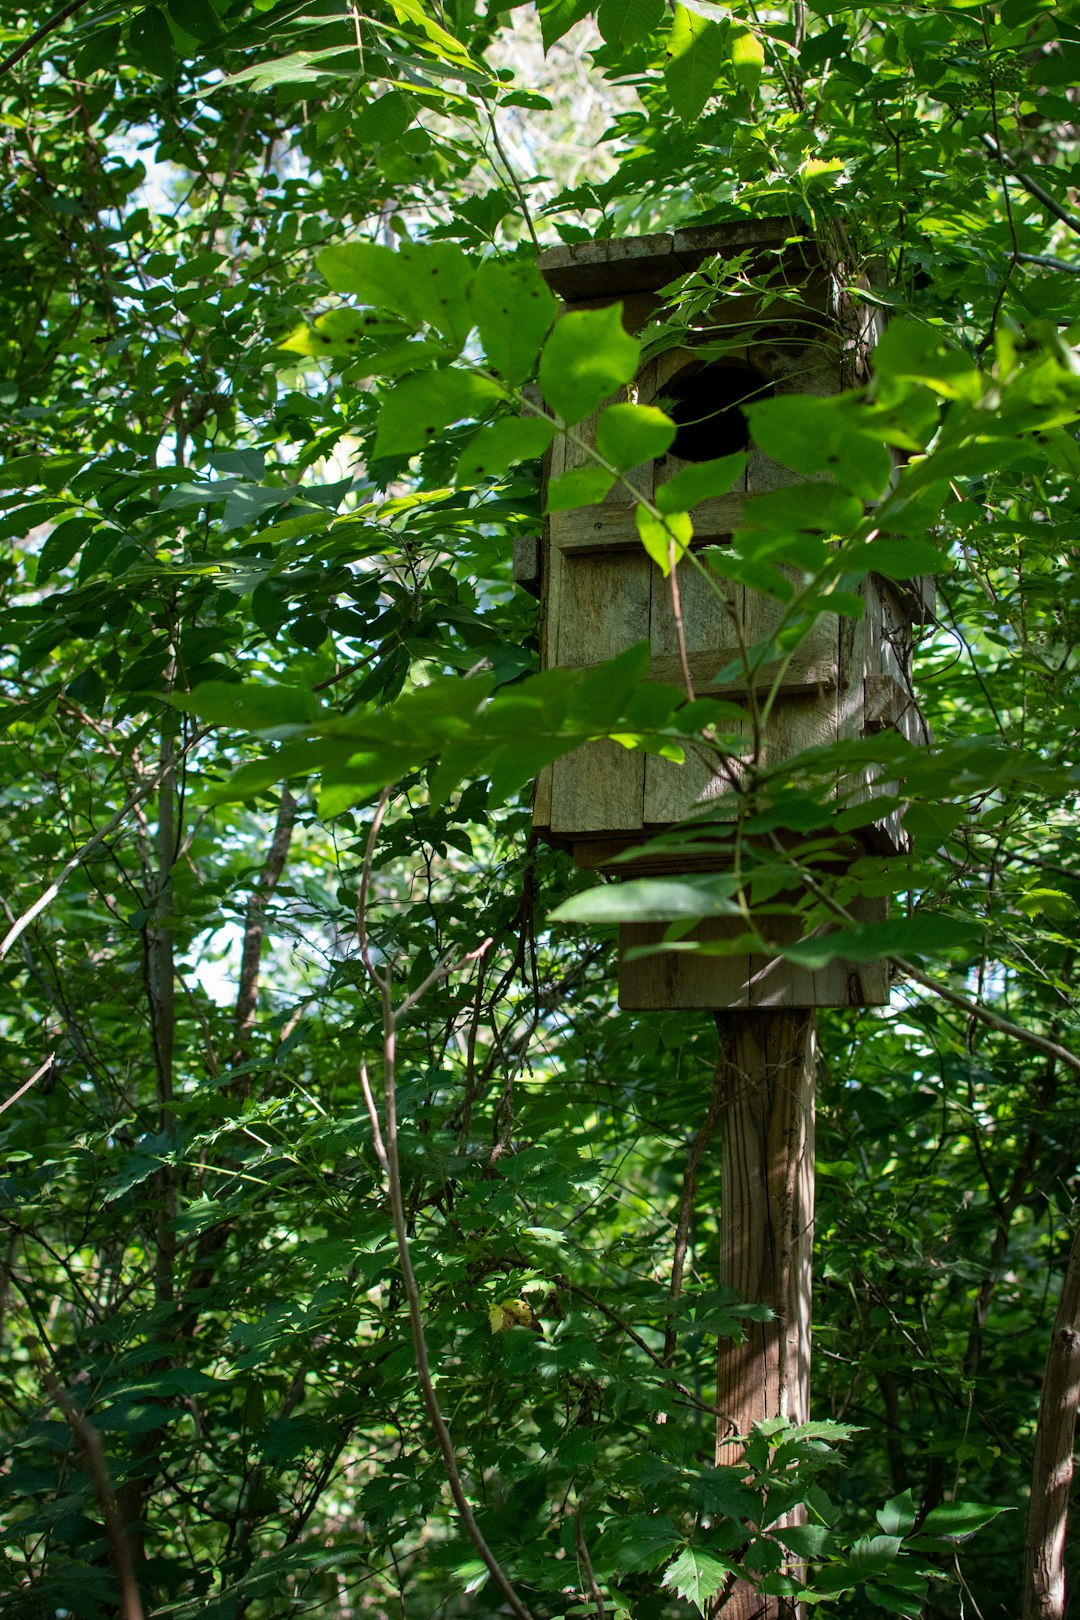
(517, 223, 932, 1010)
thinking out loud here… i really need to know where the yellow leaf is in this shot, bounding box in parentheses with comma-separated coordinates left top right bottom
(636, 506, 693, 576)
(489, 1297, 540, 1333)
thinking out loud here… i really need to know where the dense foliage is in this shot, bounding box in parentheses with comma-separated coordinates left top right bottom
(0, 0, 1078, 1616)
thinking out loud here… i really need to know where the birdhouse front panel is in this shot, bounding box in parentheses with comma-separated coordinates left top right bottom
(527, 225, 930, 1009)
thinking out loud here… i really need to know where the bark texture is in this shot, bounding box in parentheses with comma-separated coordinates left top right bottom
(713, 1011, 816, 1620)
(1023, 1222, 1080, 1620)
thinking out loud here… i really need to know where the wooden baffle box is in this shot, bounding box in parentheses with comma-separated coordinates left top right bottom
(520, 223, 932, 1011)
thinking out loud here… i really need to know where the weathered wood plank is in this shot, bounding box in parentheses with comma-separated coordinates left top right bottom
(550, 495, 745, 553)
(619, 895, 889, 1010)
(512, 535, 541, 597)
(550, 739, 644, 835)
(549, 546, 650, 836)
(538, 233, 678, 301)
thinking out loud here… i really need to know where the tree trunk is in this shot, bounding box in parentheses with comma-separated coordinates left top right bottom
(714, 1011, 816, 1620)
(1023, 1222, 1080, 1620)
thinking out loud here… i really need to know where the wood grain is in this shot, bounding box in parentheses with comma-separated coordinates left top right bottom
(712, 1009, 816, 1619)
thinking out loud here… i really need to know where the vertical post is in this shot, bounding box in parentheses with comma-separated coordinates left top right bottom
(713, 1011, 816, 1620)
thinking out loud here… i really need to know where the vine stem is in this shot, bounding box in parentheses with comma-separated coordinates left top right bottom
(356, 793, 535, 1620)
(766, 832, 1080, 1081)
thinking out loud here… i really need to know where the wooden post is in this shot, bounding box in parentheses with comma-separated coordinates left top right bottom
(714, 1010, 816, 1620)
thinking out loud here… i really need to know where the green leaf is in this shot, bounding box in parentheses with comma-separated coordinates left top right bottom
(222, 48, 351, 90)
(743, 482, 862, 536)
(180, 682, 321, 732)
(373, 370, 504, 457)
(777, 913, 983, 969)
(352, 90, 414, 145)
(455, 417, 556, 487)
(388, 0, 477, 68)
(539, 304, 640, 426)
(656, 453, 745, 512)
(470, 259, 558, 386)
(729, 26, 764, 93)
(596, 403, 675, 469)
(280, 307, 400, 360)
(745, 395, 893, 501)
(318, 240, 475, 350)
(597, 0, 665, 49)
(636, 506, 692, 575)
(37, 518, 98, 580)
(848, 537, 942, 579)
(849, 1534, 903, 1576)
(862, 1584, 924, 1620)
(918, 1501, 1009, 1539)
(320, 240, 415, 306)
(873, 322, 982, 404)
(876, 1490, 917, 1536)
(545, 465, 617, 511)
(661, 1546, 736, 1614)
(550, 875, 743, 925)
(538, 0, 593, 50)
(665, 3, 728, 123)
(773, 1523, 833, 1557)
(902, 801, 966, 844)
(165, 0, 221, 41)
(129, 7, 175, 75)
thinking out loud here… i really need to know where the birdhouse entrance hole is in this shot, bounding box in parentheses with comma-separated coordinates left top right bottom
(664, 361, 774, 463)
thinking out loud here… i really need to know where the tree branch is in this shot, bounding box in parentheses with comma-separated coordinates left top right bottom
(979, 133, 1080, 239)
(1023, 1222, 1080, 1620)
(42, 1368, 146, 1620)
(0, 1053, 55, 1118)
(0, 0, 91, 77)
(357, 798, 535, 1620)
(232, 786, 298, 1070)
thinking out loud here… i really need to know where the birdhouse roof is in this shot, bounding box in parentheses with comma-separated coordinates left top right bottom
(537, 218, 824, 301)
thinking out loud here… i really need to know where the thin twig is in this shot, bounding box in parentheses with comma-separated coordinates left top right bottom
(481, 95, 540, 252)
(667, 537, 696, 702)
(1017, 253, 1080, 274)
(0, 766, 176, 962)
(574, 1499, 607, 1620)
(232, 786, 298, 1067)
(357, 799, 535, 1620)
(979, 133, 1080, 239)
(41, 1369, 146, 1620)
(357, 787, 393, 988)
(765, 832, 1080, 1080)
(0, 1054, 56, 1119)
(664, 1057, 727, 1361)
(0, 0, 90, 76)
(564, 1280, 738, 1428)
(898, 958, 1080, 1079)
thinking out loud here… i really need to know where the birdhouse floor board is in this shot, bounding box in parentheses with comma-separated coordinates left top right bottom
(619, 898, 890, 1010)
